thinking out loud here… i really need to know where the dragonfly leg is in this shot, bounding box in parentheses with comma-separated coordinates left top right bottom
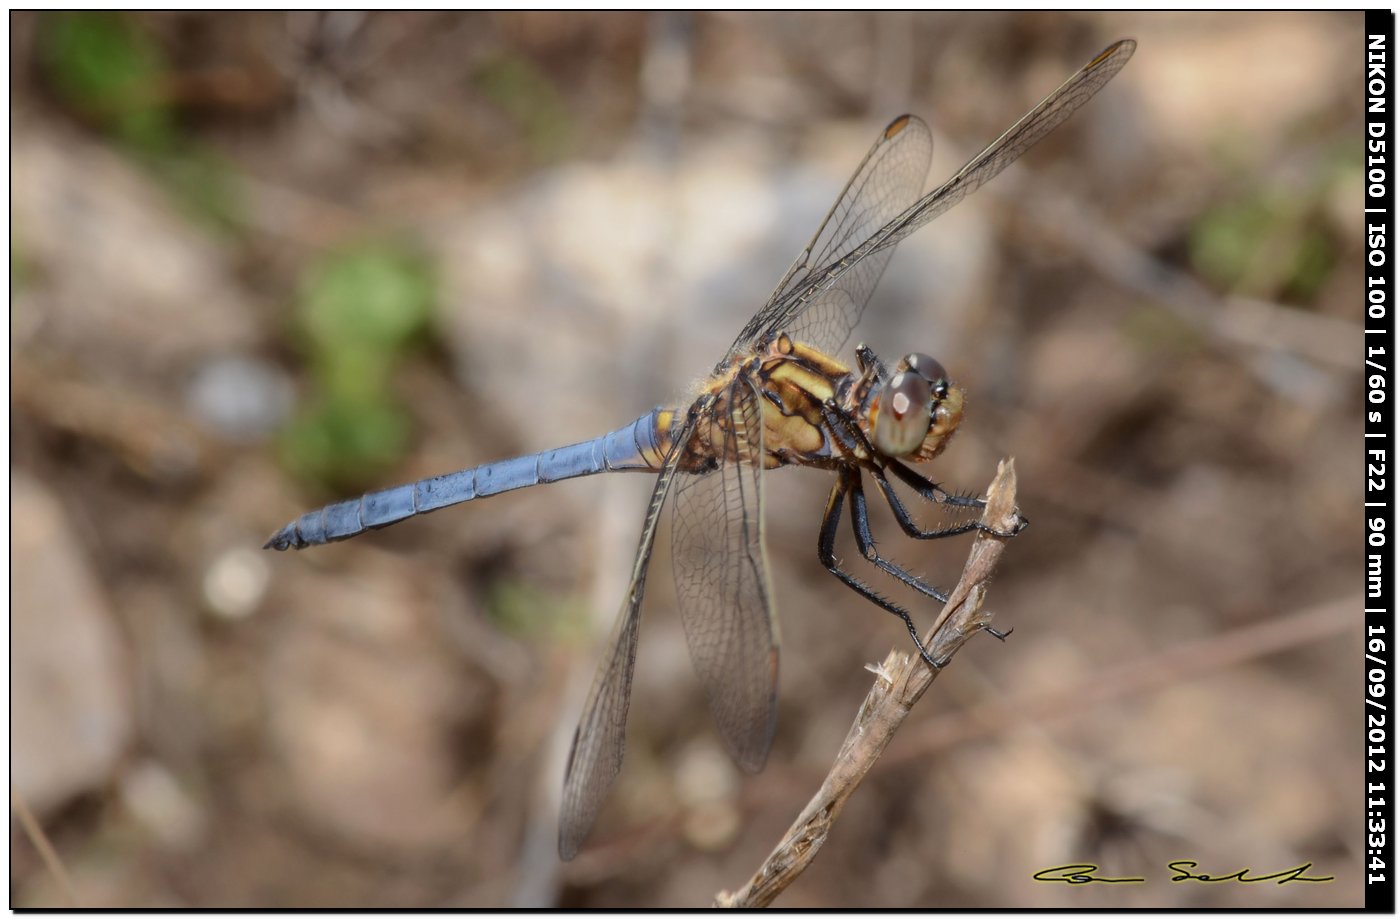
(820, 400, 867, 455)
(854, 344, 888, 378)
(846, 471, 949, 603)
(983, 624, 1014, 642)
(877, 461, 1028, 540)
(818, 472, 942, 669)
(851, 471, 1019, 652)
(853, 470, 1016, 655)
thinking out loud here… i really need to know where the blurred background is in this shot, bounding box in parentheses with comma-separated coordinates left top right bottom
(10, 11, 1364, 908)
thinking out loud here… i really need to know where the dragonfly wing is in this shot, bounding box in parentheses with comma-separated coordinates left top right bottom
(744, 39, 1136, 356)
(559, 413, 698, 861)
(671, 377, 779, 772)
(727, 113, 933, 361)
(870, 39, 1136, 253)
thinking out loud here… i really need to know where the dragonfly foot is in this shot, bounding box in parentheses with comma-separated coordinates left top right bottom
(912, 645, 944, 670)
(982, 623, 1013, 642)
(977, 511, 1028, 540)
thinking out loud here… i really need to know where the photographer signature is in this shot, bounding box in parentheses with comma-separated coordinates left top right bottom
(1034, 861, 1334, 886)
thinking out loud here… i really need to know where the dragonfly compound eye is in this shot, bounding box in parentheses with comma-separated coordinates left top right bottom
(901, 353, 950, 400)
(873, 371, 934, 457)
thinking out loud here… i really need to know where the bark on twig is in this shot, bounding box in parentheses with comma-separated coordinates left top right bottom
(715, 459, 1021, 908)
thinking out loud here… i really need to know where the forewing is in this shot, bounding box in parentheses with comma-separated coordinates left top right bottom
(558, 413, 698, 861)
(726, 113, 933, 362)
(670, 377, 779, 772)
(745, 39, 1136, 355)
(866, 39, 1136, 253)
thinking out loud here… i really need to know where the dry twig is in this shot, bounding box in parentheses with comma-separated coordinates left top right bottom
(715, 459, 1021, 908)
(11, 786, 81, 907)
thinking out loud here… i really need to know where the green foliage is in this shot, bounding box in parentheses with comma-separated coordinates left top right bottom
(484, 579, 590, 642)
(473, 52, 572, 160)
(1191, 192, 1329, 304)
(37, 12, 243, 232)
(301, 246, 437, 353)
(279, 243, 438, 493)
(11, 227, 28, 295)
(154, 144, 245, 234)
(1190, 140, 1354, 307)
(1122, 305, 1204, 355)
(40, 11, 173, 150)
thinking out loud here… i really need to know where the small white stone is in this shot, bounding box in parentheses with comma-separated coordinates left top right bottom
(120, 760, 205, 848)
(203, 547, 271, 620)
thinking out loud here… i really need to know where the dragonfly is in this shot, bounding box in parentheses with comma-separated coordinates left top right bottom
(265, 39, 1135, 860)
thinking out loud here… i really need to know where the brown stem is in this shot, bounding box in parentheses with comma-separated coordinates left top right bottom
(11, 786, 81, 907)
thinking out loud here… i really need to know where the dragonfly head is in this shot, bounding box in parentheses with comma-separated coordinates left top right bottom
(870, 353, 964, 461)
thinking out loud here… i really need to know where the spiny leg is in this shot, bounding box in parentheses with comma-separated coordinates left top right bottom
(817, 402, 1019, 653)
(876, 460, 1027, 540)
(846, 470, 950, 604)
(867, 468, 987, 541)
(819, 471, 942, 668)
(819, 399, 1003, 535)
(820, 400, 866, 455)
(848, 472, 1013, 648)
(874, 463, 1020, 646)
